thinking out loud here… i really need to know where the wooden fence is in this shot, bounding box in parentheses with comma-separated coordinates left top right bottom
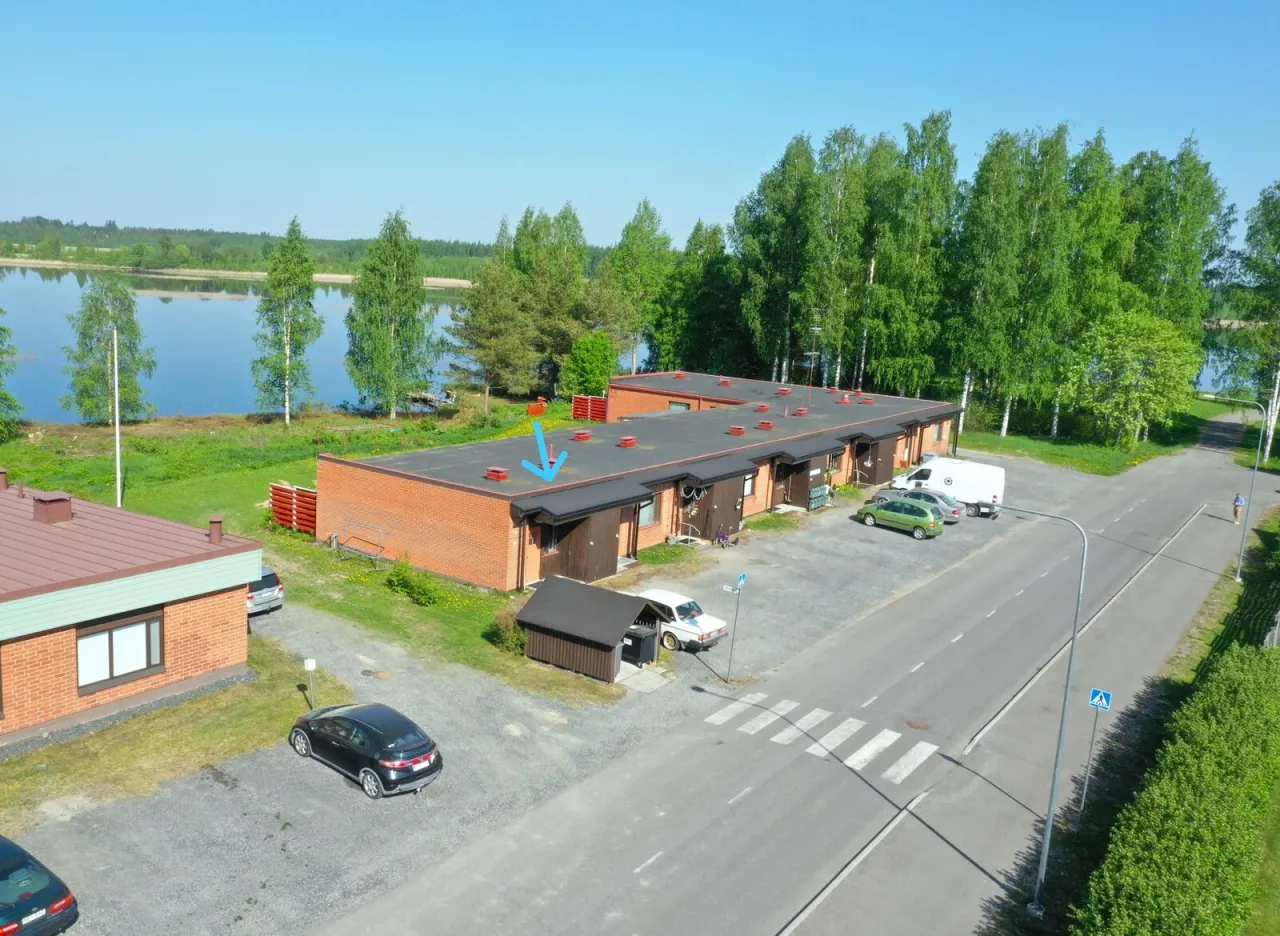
(270, 483, 317, 535)
(571, 395, 608, 422)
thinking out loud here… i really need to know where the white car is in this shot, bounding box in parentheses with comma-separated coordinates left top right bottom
(635, 588, 729, 652)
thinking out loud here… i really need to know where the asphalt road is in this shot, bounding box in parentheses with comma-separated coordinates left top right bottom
(315, 433, 1271, 936)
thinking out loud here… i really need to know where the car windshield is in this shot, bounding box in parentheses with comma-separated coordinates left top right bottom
(675, 601, 703, 620)
(935, 492, 960, 507)
(251, 571, 279, 591)
(384, 724, 431, 750)
(0, 854, 53, 909)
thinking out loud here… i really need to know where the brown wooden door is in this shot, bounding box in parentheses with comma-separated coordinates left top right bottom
(557, 518, 589, 581)
(583, 508, 621, 582)
(705, 481, 744, 539)
(787, 460, 814, 505)
(773, 463, 791, 505)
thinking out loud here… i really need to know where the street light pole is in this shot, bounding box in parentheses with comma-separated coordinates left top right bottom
(1005, 504, 1088, 919)
(806, 324, 822, 410)
(1199, 393, 1265, 582)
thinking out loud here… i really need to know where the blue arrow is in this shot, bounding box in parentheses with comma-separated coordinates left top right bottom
(521, 420, 567, 483)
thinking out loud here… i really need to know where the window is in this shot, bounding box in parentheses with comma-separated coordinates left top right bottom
(934, 421, 944, 442)
(541, 523, 564, 554)
(76, 610, 164, 694)
(675, 601, 704, 621)
(828, 452, 843, 472)
(348, 724, 371, 751)
(909, 468, 931, 481)
(743, 473, 755, 498)
(669, 401, 691, 411)
(638, 498, 658, 527)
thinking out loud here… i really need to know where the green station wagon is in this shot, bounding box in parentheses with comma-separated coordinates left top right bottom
(855, 500, 945, 540)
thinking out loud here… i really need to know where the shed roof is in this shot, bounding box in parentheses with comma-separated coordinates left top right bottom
(335, 379, 957, 500)
(516, 576, 660, 647)
(0, 481, 260, 603)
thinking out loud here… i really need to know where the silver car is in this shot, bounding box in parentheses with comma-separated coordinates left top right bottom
(872, 487, 964, 523)
(247, 566, 284, 616)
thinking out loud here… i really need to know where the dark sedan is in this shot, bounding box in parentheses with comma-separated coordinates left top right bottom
(0, 837, 78, 935)
(289, 702, 443, 799)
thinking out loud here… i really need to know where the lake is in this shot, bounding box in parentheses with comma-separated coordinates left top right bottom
(0, 264, 1227, 424)
(0, 265, 464, 422)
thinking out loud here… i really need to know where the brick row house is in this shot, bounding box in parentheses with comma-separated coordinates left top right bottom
(0, 473, 262, 741)
(316, 373, 957, 591)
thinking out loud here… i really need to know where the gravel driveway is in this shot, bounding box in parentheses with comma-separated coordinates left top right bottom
(14, 452, 1093, 935)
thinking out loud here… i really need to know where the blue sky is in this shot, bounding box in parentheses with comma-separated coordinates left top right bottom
(2, 0, 1276, 247)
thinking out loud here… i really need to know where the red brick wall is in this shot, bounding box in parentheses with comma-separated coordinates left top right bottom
(606, 386, 725, 422)
(0, 586, 247, 737)
(922, 418, 952, 456)
(743, 459, 773, 516)
(636, 485, 676, 550)
(317, 457, 517, 590)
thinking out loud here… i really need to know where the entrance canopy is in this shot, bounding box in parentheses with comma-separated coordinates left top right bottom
(777, 434, 846, 465)
(514, 478, 656, 525)
(682, 454, 759, 486)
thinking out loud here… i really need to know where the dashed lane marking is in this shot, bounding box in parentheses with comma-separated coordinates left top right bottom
(909, 662, 925, 673)
(634, 851, 663, 874)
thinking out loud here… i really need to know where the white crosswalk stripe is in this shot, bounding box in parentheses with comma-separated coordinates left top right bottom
(739, 699, 800, 735)
(705, 692, 768, 725)
(880, 741, 939, 784)
(806, 718, 865, 757)
(844, 729, 902, 770)
(770, 708, 832, 745)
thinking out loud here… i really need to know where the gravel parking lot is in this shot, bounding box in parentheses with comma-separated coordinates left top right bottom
(15, 452, 1095, 935)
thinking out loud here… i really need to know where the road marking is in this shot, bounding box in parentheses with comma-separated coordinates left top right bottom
(860, 696, 877, 708)
(1114, 516, 1122, 523)
(728, 786, 753, 806)
(705, 691, 767, 725)
(986, 609, 996, 618)
(950, 634, 964, 643)
(1126, 507, 1133, 513)
(634, 851, 663, 874)
(1040, 571, 1048, 578)
(1016, 589, 1024, 596)
(909, 661, 925, 673)
(739, 699, 800, 735)
(1139, 498, 1146, 504)
(772, 708, 832, 745)
(777, 792, 929, 936)
(881, 742, 939, 784)
(962, 503, 1206, 758)
(807, 718, 865, 756)
(844, 729, 902, 770)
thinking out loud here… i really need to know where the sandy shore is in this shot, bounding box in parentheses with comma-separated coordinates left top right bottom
(0, 257, 471, 290)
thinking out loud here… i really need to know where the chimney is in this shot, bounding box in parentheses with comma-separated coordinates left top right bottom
(208, 516, 224, 544)
(33, 491, 73, 524)
(0, 467, 7, 489)
(485, 467, 509, 481)
(619, 436, 638, 448)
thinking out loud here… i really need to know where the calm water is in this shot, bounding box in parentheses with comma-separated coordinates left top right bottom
(0, 266, 462, 422)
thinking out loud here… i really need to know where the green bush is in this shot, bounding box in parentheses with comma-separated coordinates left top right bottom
(385, 559, 441, 607)
(1071, 645, 1280, 936)
(484, 595, 528, 655)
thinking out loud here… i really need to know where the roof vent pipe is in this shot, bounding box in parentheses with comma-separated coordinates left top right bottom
(485, 467, 509, 481)
(32, 491, 73, 524)
(619, 436, 638, 448)
(208, 516, 223, 544)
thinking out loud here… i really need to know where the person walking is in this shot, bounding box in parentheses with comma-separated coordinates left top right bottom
(1234, 493, 1246, 524)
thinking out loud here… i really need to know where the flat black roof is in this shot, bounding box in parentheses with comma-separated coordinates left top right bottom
(610, 371, 843, 404)
(327, 375, 958, 516)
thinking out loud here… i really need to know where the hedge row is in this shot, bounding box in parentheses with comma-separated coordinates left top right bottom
(1072, 645, 1280, 936)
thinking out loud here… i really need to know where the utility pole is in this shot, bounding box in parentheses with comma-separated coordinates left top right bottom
(113, 327, 122, 509)
(806, 324, 822, 410)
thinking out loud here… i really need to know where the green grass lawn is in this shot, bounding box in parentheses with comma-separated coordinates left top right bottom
(0, 637, 350, 835)
(743, 511, 802, 532)
(636, 542, 700, 565)
(960, 399, 1237, 475)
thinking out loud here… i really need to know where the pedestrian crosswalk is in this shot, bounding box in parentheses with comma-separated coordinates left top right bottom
(705, 694, 940, 785)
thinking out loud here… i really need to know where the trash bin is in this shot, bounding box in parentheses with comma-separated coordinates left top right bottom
(622, 626, 658, 666)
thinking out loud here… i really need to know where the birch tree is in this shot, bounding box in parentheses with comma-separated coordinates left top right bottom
(611, 199, 673, 373)
(345, 212, 437, 418)
(0, 306, 21, 442)
(61, 277, 156, 424)
(853, 134, 905, 390)
(251, 217, 321, 425)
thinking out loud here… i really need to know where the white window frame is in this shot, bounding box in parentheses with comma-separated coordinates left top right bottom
(743, 474, 755, 498)
(638, 498, 658, 527)
(76, 609, 166, 695)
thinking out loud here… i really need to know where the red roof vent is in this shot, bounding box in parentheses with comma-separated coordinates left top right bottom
(728, 425, 746, 436)
(756, 404, 770, 413)
(757, 420, 775, 431)
(860, 397, 875, 404)
(718, 377, 732, 386)
(853, 389, 863, 396)
(839, 394, 852, 404)
(795, 407, 808, 416)
(572, 429, 591, 442)
(674, 372, 686, 379)
(828, 386, 839, 394)
(32, 491, 73, 524)
(485, 467, 509, 481)
(777, 387, 793, 396)
(619, 436, 638, 448)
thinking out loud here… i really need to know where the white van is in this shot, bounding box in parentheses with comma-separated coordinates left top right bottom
(890, 457, 1004, 518)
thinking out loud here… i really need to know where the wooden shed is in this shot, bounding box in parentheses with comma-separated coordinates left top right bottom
(516, 576, 664, 683)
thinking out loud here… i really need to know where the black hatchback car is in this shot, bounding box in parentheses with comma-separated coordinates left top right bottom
(0, 836, 78, 935)
(289, 702, 443, 799)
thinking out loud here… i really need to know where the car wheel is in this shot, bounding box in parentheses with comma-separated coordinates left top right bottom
(359, 769, 384, 800)
(874, 496, 888, 504)
(662, 631, 681, 652)
(966, 503, 980, 517)
(290, 729, 311, 758)
(863, 514, 876, 527)
(912, 526, 927, 540)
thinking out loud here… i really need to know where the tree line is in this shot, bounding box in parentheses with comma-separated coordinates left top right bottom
(0, 213, 451, 437)
(451, 111, 1261, 447)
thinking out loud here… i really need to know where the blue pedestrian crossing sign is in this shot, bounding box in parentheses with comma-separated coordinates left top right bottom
(737, 573, 747, 590)
(1089, 688, 1112, 712)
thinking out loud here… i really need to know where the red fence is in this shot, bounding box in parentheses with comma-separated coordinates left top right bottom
(270, 483, 317, 535)
(571, 395, 608, 422)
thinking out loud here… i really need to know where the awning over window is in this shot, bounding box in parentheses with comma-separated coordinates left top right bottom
(513, 478, 656, 525)
(777, 434, 846, 465)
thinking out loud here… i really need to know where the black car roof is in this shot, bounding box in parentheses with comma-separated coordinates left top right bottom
(337, 702, 420, 737)
(0, 835, 25, 860)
